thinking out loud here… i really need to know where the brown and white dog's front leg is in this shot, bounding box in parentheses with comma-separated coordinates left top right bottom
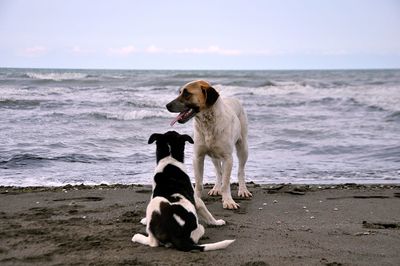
(193, 150, 226, 224)
(221, 155, 240, 209)
(193, 152, 205, 199)
(208, 158, 222, 196)
(194, 196, 226, 226)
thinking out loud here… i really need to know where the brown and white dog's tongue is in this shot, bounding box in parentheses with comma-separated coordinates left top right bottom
(170, 111, 186, 126)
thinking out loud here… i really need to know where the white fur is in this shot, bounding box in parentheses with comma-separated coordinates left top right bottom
(155, 156, 186, 174)
(193, 97, 252, 209)
(201, 239, 236, 251)
(173, 214, 185, 226)
(190, 224, 204, 243)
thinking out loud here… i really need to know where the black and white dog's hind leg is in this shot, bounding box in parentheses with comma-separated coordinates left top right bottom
(132, 195, 234, 251)
(132, 197, 164, 248)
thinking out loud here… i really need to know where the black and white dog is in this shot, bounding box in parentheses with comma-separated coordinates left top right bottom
(132, 131, 234, 251)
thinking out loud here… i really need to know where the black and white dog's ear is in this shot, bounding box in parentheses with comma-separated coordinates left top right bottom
(182, 134, 194, 144)
(148, 133, 162, 144)
(203, 86, 219, 107)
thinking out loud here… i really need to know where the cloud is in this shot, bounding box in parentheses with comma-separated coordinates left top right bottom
(141, 45, 286, 56)
(247, 49, 283, 56)
(19, 46, 47, 57)
(106, 45, 242, 56)
(173, 45, 242, 56)
(108, 45, 137, 56)
(71, 45, 96, 55)
(146, 45, 163, 54)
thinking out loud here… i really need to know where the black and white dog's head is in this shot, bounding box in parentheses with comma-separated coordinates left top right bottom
(148, 130, 193, 163)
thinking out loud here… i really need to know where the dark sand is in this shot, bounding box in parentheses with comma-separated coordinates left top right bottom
(1, 183, 400, 266)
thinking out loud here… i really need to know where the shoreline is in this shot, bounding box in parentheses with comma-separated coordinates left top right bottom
(1, 182, 400, 191)
(1, 183, 399, 265)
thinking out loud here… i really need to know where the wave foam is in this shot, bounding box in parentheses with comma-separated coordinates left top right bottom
(92, 110, 171, 121)
(26, 72, 88, 81)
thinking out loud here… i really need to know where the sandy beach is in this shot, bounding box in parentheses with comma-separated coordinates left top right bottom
(0, 183, 399, 265)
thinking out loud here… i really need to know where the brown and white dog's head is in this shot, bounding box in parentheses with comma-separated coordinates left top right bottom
(166, 80, 219, 126)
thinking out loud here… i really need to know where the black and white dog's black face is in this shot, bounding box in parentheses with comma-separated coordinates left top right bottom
(132, 131, 233, 252)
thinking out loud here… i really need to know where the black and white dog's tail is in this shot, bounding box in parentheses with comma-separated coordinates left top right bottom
(199, 239, 236, 251)
(175, 239, 235, 252)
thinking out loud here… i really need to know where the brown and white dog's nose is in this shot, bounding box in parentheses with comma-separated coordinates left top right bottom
(166, 99, 186, 113)
(166, 102, 173, 111)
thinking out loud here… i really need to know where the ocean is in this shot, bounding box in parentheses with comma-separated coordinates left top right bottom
(0, 68, 399, 186)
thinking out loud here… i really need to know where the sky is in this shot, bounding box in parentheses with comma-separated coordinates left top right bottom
(0, 0, 399, 70)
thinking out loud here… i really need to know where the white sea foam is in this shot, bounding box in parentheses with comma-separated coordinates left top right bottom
(26, 72, 88, 81)
(101, 110, 171, 120)
(218, 82, 400, 112)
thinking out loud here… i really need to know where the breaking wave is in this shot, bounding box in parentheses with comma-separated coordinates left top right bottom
(25, 72, 89, 81)
(90, 110, 171, 121)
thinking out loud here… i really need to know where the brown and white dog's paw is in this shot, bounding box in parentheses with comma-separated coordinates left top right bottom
(238, 187, 252, 198)
(223, 198, 240, 210)
(208, 187, 222, 196)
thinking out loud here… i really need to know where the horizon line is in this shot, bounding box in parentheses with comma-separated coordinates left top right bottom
(1, 66, 400, 72)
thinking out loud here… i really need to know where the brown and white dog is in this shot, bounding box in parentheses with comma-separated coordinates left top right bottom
(166, 80, 252, 209)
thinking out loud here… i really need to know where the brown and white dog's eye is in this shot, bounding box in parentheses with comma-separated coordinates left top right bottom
(182, 89, 191, 99)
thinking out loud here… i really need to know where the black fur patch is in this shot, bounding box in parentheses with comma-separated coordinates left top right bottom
(148, 131, 193, 163)
(148, 133, 169, 163)
(204, 86, 219, 107)
(153, 164, 195, 205)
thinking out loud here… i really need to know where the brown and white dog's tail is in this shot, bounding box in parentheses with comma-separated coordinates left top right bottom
(199, 239, 235, 251)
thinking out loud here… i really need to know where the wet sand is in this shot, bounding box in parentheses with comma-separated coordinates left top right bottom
(1, 183, 399, 265)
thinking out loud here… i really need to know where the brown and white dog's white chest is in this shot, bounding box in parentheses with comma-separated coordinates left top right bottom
(194, 100, 240, 158)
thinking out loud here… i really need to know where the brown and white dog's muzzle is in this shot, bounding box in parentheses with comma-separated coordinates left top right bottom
(166, 80, 219, 126)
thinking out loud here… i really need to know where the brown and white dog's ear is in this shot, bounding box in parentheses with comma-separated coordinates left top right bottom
(148, 133, 162, 144)
(203, 86, 219, 107)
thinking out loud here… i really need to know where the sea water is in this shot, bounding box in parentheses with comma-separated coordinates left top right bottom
(1, 68, 399, 186)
